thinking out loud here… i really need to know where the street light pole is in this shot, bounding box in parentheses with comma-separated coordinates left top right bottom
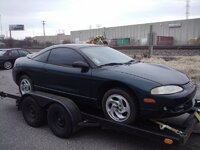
(0, 14, 2, 35)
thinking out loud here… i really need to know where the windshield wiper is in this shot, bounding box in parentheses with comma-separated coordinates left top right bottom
(124, 59, 139, 64)
(99, 62, 123, 67)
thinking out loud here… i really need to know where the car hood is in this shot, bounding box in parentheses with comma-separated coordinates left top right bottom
(109, 62, 189, 85)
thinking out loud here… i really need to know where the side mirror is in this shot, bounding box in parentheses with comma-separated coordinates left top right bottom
(72, 61, 89, 69)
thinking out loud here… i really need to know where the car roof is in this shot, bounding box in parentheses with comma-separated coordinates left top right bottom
(51, 44, 101, 49)
(30, 44, 105, 59)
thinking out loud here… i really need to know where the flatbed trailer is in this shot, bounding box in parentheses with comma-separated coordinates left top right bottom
(0, 91, 200, 146)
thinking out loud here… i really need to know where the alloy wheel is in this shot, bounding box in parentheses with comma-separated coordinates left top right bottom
(105, 94, 131, 122)
(20, 79, 32, 95)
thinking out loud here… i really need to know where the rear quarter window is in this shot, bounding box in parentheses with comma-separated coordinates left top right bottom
(18, 49, 30, 56)
(33, 51, 50, 63)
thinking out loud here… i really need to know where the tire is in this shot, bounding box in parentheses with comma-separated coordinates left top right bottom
(3, 61, 12, 70)
(47, 104, 73, 138)
(19, 75, 33, 95)
(102, 88, 138, 124)
(22, 96, 46, 127)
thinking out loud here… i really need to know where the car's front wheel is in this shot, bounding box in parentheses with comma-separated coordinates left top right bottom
(3, 61, 12, 70)
(102, 88, 138, 124)
(19, 75, 33, 95)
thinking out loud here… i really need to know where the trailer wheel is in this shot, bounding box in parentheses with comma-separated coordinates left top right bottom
(47, 104, 73, 138)
(22, 96, 46, 127)
(102, 88, 138, 124)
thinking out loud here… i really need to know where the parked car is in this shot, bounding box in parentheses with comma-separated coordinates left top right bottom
(12, 44, 197, 124)
(0, 48, 31, 69)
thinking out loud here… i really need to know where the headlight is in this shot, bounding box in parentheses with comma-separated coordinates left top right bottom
(151, 85, 183, 95)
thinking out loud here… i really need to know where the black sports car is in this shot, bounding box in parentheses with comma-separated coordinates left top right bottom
(12, 44, 197, 124)
(0, 48, 30, 69)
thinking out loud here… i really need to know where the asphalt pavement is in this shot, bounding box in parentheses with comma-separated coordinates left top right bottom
(0, 69, 200, 150)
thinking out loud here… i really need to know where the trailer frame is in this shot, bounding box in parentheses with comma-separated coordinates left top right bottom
(0, 91, 200, 145)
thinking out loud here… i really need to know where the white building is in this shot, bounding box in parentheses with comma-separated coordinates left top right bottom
(70, 18, 200, 46)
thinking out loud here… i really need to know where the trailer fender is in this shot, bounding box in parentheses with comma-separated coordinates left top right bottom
(20, 91, 82, 126)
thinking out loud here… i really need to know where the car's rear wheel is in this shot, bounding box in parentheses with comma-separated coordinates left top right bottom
(19, 75, 33, 95)
(3, 61, 12, 70)
(102, 88, 138, 124)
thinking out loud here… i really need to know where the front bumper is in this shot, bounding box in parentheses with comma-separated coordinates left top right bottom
(140, 81, 197, 118)
(12, 67, 18, 85)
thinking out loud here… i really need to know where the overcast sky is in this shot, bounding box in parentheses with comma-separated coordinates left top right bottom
(1, 0, 200, 39)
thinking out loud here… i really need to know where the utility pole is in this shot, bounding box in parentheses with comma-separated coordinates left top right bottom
(103, 27, 106, 39)
(148, 25, 154, 58)
(186, 0, 190, 19)
(96, 24, 101, 35)
(9, 29, 12, 39)
(42, 20, 46, 44)
(186, 0, 190, 44)
(89, 24, 92, 29)
(9, 26, 13, 47)
(42, 20, 46, 36)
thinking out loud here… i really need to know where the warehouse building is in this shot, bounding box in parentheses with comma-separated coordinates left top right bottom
(70, 18, 200, 46)
(33, 33, 71, 44)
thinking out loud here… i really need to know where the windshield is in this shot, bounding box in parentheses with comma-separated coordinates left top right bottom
(81, 46, 132, 66)
(0, 50, 6, 56)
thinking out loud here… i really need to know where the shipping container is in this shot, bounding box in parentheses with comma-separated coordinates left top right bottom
(116, 38, 130, 46)
(157, 36, 174, 46)
(109, 39, 117, 46)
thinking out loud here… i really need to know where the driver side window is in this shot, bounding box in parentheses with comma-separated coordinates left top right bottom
(48, 47, 85, 66)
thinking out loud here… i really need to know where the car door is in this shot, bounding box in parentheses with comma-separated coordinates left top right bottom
(43, 47, 92, 98)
